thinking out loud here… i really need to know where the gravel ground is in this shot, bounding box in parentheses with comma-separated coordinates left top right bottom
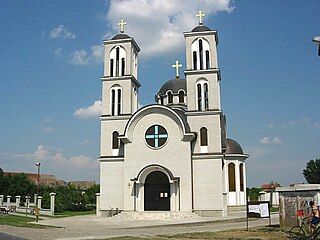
(0, 213, 279, 240)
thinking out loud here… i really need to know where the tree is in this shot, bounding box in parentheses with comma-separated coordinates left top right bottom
(247, 187, 261, 201)
(303, 158, 320, 184)
(0, 173, 36, 201)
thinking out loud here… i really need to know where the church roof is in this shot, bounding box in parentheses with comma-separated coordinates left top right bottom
(225, 138, 244, 154)
(158, 78, 186, 95)
(192, 25, 211, 32)
(112, 33, 131, 40)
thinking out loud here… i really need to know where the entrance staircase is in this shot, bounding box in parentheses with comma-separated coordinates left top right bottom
(112, 211, 201, 220)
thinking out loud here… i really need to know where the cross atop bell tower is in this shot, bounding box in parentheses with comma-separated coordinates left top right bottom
(196, 11, 205, 26)
(118, 19, 127, 33)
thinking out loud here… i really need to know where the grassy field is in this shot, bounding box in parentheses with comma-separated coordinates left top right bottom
(51, 209, 95, 218)
(105, 226, 289, 240)
(0, 214, 53, 228)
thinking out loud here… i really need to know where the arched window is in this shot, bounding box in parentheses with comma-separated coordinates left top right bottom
(112, 131, 119, 149)
(168, 91, 173, 104)
(179, 90, 184, 103)
(111, 89, 115, 116)
(110, 59, 114, 77)
(205, 50, 210, 69)
(239, 163, 244, 191)
(110, 46, 126, 77)
(228, 163, 236, 192)
(116, 47, 120, 76)
(197, 84, 202, 111)
(200, 127, 208, 146)
(117, 89, 121, 115)
(121, 57, 125, 76)
(191, 38, 210, 70)
(196, 80, 209, 111)
(160, 95, 164, 105)
(199, 39, 203, 70)
(110, 86, 122, 116)
(204, 83, 208, 110)
(193, 51, 197, 70)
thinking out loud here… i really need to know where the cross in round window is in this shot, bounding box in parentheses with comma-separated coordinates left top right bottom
(145, 125, 168, 148)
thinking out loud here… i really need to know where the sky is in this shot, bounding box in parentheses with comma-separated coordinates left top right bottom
(0, 0, 319, 187)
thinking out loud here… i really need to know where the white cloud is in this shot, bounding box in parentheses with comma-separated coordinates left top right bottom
(34, 145, 50, 161)
(259, 136, 282, 145)
(49, 25, 75, 39)
(74, 100, 102, 119)
(105, 0, 234, 58)
(69, 45, 104, 65)
(91, 45, 104, 63)
(259, 137, 270, 144)
(54, 47, 63, 56)
(69, 50, 89, 65)
(0, 146, 99, 181)
(270, 117, 320, 129)
(272, 137, 282, 144)
(52, 153, 98, 170)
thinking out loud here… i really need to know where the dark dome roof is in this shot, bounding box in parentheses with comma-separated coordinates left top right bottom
(112, 33, 130, 40)
(159, 78, 186, 95)
(225, 138, 244, 154)
(192, 25, 211, 32)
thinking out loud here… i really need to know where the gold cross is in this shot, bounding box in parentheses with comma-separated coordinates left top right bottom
(172, 60, 182, 78)
(118, 19, 127, 33)
(196, 11, 205, 25)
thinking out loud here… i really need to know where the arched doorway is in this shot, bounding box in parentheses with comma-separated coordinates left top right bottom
(144, 171, 170, 211)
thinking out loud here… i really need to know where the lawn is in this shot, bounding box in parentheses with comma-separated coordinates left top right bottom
(51, 209, 95, 218)
(0, 214, 53, 228)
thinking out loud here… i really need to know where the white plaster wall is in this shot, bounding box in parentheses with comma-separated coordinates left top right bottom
(122, 112, 192, 211)
(228, 192, 237, 205)
(102, 80, 137, 116)
(193, 159, 224, 210)
(186, 73, 220, 112)
(100, 119, 128, 157)
(100, 161, 124, 211)
(187, 114, 222, 153)
(104, 40, 138, 78)
(185, 32, 218, 70)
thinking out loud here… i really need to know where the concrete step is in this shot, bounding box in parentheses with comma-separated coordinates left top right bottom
(113, 211, 201, 220)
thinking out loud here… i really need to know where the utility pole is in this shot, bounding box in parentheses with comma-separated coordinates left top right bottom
(35, 163, 41, 222)
(312, 36, 320, 56)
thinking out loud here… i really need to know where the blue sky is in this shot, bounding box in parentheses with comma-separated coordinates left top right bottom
(0, 0, 319, 187)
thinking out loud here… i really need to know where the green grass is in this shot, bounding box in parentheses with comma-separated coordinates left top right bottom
(52, 209, 96, 218)
(0, 214, 54, 228)
(270, 207, 279, 212)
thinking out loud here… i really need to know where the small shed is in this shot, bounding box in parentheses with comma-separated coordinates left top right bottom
(276, 184, 320, 227)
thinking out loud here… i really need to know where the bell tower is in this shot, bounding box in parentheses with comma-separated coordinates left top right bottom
(184, 11, 223, 154)
(100, 20, 140, 158)
(184, 12, 226, 217)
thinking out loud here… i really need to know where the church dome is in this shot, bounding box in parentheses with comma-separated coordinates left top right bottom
(112, 33, 131, 40)
(192, 25, 211, 32)
(158, 78, 186, 95)
(225, 138, 244, 154)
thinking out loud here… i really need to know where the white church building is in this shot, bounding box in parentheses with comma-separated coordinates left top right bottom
(98, 12, 249, 217)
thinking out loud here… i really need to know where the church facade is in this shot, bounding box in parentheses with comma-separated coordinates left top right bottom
(98, 13, 248, 217)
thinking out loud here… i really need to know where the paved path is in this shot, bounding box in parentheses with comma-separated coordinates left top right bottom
(0, 212, 279, 240)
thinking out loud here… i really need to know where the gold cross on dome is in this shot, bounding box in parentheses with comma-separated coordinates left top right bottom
(118, 19, 127, 33)
(196, 11, 205, 25)
(172, 60, 182, 78)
